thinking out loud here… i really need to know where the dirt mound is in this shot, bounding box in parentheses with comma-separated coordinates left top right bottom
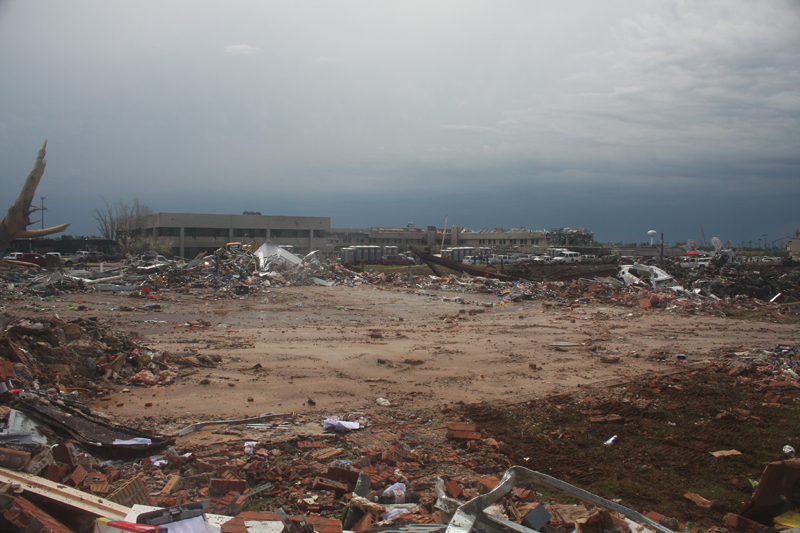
(461, 364, 799, 528)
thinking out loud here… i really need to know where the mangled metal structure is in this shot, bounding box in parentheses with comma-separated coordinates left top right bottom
(546, 228, 594, 247)
(0, 141, 70, 251)
(444, 466, 671, 533)
(12, 394, 174, 457)
(618, 263, 686, 293)
(409, 245, 518, 281)
(254, 240, 303, 268)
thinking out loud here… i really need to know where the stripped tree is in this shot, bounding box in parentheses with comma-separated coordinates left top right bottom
(0, 140, 70, 250)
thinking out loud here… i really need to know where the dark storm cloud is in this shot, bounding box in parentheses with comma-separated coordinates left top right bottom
(0, 1, 798, 245)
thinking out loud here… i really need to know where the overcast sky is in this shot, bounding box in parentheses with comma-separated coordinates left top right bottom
(1, 1, 798, 248)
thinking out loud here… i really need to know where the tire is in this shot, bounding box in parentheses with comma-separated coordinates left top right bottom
(65, 260, 73, 267)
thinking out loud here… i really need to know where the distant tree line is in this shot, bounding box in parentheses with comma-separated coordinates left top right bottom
(93, 197, 152, 241)
(93, 198, 173, 257)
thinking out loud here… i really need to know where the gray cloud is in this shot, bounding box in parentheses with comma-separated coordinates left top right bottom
(0, 0, 798, 246)
(225, 44, 260, 55)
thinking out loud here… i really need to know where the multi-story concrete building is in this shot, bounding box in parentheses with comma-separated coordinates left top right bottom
(324, 226, 551, 253)
(141, 213, 330, 258)
(323, 226, 428, 250)
(141, 212, 596, 258)
(456, 227, 549, 250)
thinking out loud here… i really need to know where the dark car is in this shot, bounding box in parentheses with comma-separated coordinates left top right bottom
(77, 251, 102, 263)
(380, 254, 415, 265)
(7, 252, 47, 267)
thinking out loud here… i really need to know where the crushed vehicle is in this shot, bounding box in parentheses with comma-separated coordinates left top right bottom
(619, 262, 686, 292)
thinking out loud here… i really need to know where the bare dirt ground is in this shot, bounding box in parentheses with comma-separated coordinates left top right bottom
(13, 283, 791, 419)
(4, 279, 800, 527)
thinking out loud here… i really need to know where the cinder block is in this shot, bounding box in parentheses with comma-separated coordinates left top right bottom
(523, 503, 552, 530)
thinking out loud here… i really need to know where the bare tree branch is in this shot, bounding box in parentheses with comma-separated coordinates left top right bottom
(93, 197, 117, 240)
(93, 196, 155, 251)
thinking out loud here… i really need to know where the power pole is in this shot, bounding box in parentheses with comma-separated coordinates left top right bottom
(763, 233, 768, 252)
(40, 196, 46, 231)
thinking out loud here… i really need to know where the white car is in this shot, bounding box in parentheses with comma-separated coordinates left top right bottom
(551, 251, 581, 264)
(489, 255, 514, 264)
(679, 257, 710, 269)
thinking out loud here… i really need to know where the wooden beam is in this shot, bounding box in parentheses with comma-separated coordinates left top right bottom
(0, 466, 129, 520)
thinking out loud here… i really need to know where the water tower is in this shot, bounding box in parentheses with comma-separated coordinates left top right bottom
(647, 230, 657, 246)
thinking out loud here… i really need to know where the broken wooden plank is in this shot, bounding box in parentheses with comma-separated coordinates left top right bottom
(0, 466, 129, 520)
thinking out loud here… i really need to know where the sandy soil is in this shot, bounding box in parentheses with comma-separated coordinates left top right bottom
(23, 284, 791, 425)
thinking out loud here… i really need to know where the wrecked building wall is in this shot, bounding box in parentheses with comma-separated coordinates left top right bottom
(459, 228, 549, 252)
(547, 228, 594, 247)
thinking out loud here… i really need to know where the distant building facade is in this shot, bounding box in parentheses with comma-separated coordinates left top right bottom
(141, 213, 330, 258)
(456, 227, 548, 250)
(140, 212, 595, 258)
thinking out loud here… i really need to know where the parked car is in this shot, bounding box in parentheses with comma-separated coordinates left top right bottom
(380, 254, 415, 265)
(6, 252, 47, 267)
(488, 255, 515, 265)
(45, 252, 77, 267)
(551, 251, 581, 264)
(462, 255, 490, 265)
(139, 254, 171, 266)
(76, 251, 100, 263)
(679, 256, 711, 269)
(3, 252, 25, 260)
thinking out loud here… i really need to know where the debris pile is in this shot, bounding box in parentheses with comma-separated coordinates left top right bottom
(0, 314, 221, 394)
(2, 243, 798, 320)
(0, 403, 682, 533)
(2, 334, 800, 531)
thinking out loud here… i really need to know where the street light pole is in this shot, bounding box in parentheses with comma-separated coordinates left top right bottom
(40, 196, 46, 231)
(763, 234, 768, 253)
